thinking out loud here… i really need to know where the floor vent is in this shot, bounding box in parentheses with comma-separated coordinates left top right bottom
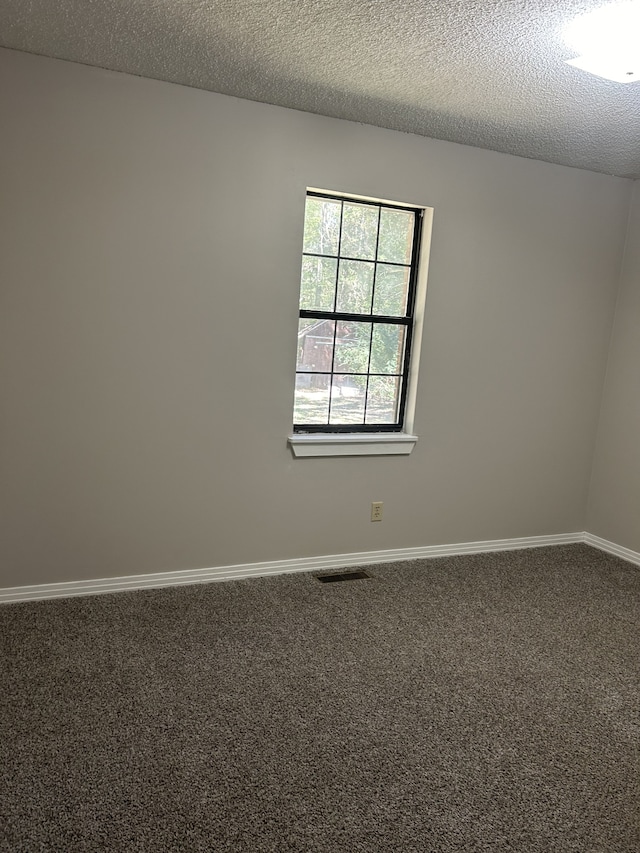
(315, 570, 371, 583)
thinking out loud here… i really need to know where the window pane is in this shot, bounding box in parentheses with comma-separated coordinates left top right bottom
(340, 202, 378, 260)
(294, 373, 330, 424)
(377, 208, 414, 264)
(297, 318, 335, 372)
(295, 193, 423, 434)
(365, 376, 401, 424)
(370, 324, 405, 374)
(300, 256, 337, 311)
(336, 260, 374, 314)
(334, 321, 372, 374)
(372, 264, 410, 317)
(303, 197, 341, 256)
(329, 375, 367, 424)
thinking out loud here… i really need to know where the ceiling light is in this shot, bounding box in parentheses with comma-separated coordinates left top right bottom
(564, 1, 640, 83)
(566, 53, 640, 82)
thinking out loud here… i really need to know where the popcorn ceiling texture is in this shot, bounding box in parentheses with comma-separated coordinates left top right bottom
(2, 0, 640, 176)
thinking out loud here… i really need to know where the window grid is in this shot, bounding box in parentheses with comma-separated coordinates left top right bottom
(362, 206, 381, 424)
(326, 201, 344, 421)
(294, 192, 422, 433)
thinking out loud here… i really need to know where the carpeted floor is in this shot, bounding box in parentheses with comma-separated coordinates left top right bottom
(1, 544, 639, 852)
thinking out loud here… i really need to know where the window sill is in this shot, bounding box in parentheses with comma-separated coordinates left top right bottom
(288, 432, 418, 458)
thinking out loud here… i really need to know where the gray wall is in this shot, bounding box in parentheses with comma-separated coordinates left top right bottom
(0, 48, 631, 587)
(587, 182, 640, 552)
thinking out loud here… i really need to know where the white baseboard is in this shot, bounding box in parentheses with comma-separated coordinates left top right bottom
(0, 532, 583, 604)
(582, 532, 640, 567)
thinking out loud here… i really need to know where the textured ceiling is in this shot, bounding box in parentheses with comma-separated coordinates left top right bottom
(2, 0, 640, 177)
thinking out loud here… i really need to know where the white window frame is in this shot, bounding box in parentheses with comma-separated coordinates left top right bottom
(288, 188, 433, 458)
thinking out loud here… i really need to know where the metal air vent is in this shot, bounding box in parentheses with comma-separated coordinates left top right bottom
(315, 570, 372, 583)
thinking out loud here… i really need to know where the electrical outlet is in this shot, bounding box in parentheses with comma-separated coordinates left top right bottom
(371, 501, 383, 522)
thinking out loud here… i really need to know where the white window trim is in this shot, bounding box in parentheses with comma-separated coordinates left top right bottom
(289, 189, 434, 458)
(288, 431, 418, 457)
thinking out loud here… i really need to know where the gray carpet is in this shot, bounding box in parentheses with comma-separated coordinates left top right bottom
(1, 544, 639, 852)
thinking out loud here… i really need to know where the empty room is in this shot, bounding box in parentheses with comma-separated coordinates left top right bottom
(1, 1, 639, 850)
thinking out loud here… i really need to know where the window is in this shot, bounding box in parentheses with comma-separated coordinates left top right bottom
(292, 191, 423, 448)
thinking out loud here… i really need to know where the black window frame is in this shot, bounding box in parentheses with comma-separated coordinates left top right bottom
(294, 191, 423, 434)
